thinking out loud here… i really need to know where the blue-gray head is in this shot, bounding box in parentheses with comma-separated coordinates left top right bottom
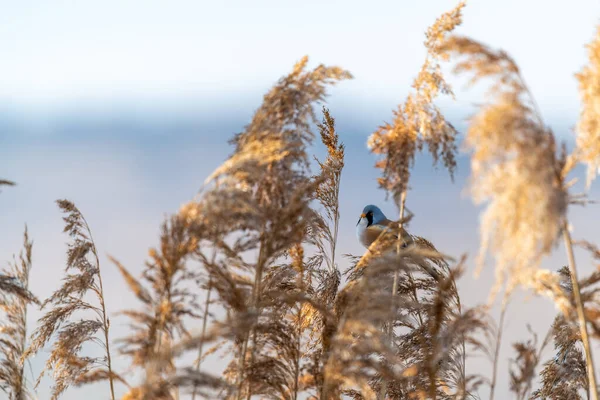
(357, 204, 387, 227)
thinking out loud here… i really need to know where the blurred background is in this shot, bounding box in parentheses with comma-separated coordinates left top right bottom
(1, 0, 600, 398)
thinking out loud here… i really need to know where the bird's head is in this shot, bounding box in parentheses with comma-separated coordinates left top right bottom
(357, 204, 386, 227)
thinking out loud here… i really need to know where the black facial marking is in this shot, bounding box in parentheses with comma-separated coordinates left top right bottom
(366, 211, 374, 227)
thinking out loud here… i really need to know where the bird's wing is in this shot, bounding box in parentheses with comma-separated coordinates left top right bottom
(369, 220, 413, 245)
(362, 225, 394, 247)
(379, 218, 397, 227)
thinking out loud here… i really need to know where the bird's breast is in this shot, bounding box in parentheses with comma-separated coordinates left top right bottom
(356, 219, 371, 248)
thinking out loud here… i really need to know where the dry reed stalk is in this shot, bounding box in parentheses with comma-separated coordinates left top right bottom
(488, 300, 508, 400)
(378, 191, 407, 400)
(440, 32, 600, 398)
(24, 200, 116, 400)
(314, 106, 344, 275)
(310, 106, 345, 400)
(290, 244, 305, 400)
(112, 214, 200, 399)
(366, 3, 465, 397)
(368, 1, 464, 204)
(567, 24, 600, 399)
(563, 226, 598, 399)
(335, 217, 482, 397)
(439, 36, 569, 299)
(323, 255, 407, 399)
(177, 57, 351, 400)
(206, 58, 352, 399)
(191, 277, 212, 400)
(130, 323, 233, 399)
(508, 325, 551, 400)
(575, 25, 600, 189)
(326, 246, 488, 399)
(0, 227, 39, 400)
(531, 265, 600, 399)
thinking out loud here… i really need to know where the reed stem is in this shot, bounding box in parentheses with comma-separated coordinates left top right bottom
(562, 221, 598, 400)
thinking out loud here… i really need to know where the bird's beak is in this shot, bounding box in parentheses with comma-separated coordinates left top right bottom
(357, 213, 366, 226)
(357, 213, 365, 226)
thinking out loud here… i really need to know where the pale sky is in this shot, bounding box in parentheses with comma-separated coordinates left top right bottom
(0, 0, 598, 117)
(2, 1, 600, 399)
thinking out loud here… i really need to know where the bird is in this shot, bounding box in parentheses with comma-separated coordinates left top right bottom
(355, 204, 413, 250)
(355, 204, 441, 280)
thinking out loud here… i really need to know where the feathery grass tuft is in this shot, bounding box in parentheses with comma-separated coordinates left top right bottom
(532, 267, 593, 399)
(178, 56, 351, 400)
(112, 213, 201, 399)
(508, 325, 550, 400)
(440, 36, 569, 299)
(0, 227, 39, 400)
(360, 4, 469, 399)
(441, 25, 600, 398)
(305, 106, 346, 399)
(24, 200, 116, 400)
(368, 1, 464, 205)
(575, 25, 600, 189)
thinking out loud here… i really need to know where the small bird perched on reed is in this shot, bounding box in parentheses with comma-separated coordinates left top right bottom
(356, 204, 413, 250)
(356, 204, 442, 280)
